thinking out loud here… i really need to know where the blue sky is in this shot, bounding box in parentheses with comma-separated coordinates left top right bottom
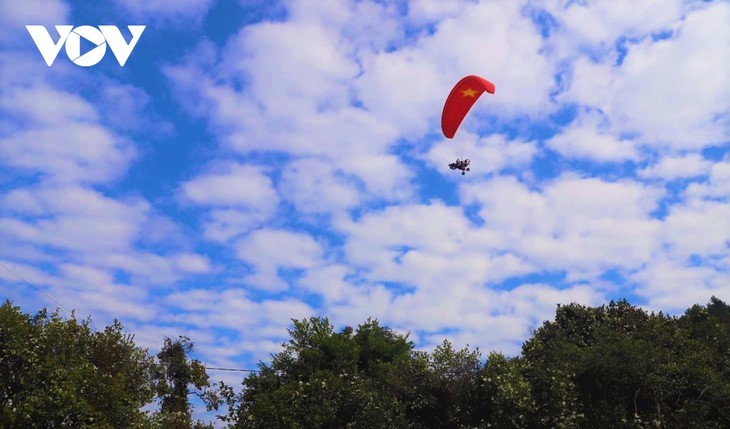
(1, 0, 729, 405)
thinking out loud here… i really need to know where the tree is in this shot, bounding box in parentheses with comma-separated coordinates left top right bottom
(0, 300, 155, 428)
(522, 299, 730, 428)
(220, 319, 523, 429)
(424, 340, 485, 427)
(481, 353, 536, 428)
(220, 317, 415, 428)
(677, 297, 730, 425)
(6, 296, 726, 428)
(152, 336, 219, 428)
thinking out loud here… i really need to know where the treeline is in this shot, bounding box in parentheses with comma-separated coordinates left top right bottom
(1, 298, 728, 428)
(0, 302, 217, 428)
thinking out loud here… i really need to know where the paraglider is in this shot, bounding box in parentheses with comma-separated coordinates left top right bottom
(449, 158, 471, 175)
(441, 75, 495, 175)
(441, 75, 495, 139)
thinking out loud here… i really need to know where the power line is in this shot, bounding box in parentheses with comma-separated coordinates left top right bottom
(0, 260, 74, 316)
(0, 261, 100, 332)
(204, 366, 260, 372)
(3, 262, 264, 374)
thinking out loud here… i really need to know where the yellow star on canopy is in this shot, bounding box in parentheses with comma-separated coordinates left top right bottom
(461, 88, 478, 98)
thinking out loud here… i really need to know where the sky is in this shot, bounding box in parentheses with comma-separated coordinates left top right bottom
(1, 0, 729, 405)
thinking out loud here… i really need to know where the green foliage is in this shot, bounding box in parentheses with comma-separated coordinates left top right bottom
(481, 353, 535, 428)
(677, 296, 730, 425)
(219, 317, 414, 428)
(424, 340, 485, 427)
(0, 301, 219, 429)
(0, 300, 154, 428)
(522, 297, 730, 428)
(221, 298, 729, 429)
(152, 336, 219, 428)
(3, 297, 728, 428)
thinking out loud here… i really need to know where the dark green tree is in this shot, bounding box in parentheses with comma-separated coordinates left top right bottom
(0, 300, 154, 428)
(220, 317, 416, 428)
(424, 340, 485, 427)
(522, 298, 730, 428)
(677, 296, 730, 425)
(152, 336, 219, 428)
(480, 352, 536, 428)
(11, 295, 719, 428)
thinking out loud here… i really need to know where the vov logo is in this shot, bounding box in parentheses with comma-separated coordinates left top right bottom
(26, 25, 146, 67)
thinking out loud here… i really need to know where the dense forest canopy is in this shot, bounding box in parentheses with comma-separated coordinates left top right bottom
(1, 297, 728, 428)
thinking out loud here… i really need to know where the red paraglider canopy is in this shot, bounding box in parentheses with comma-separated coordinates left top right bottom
(441, 75, 495, 139)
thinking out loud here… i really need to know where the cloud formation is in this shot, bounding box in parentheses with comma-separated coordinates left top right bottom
(1, 0, 728, 390)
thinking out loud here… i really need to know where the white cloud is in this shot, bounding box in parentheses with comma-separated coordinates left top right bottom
(298, 262, 603, 356)
(661, 199, 730, 260)
(0, 183, 213, 288)
(406, 0, 470, 25)
(339, 202, 479, 275)
(0, 4, 185, 330)
(0, 86, 137, 184)
(340, 154, 414, 201)
(297, 264, 359, 305)
(426, 133, 537, 176)
(337, 201, 533, 289)
(181, 163, 280, 241)
(2, 85, 98, 125)
(686, 159, 730, 199)
(165, 39, 406, 198)
(3, 0, 727, 401)
(172, 253, 213, 274)
(547, 110, 639, 162)
(0, 257, 158, 326)
(54, 263, 157, 320)
(96, 251, 213, 285)
(631, 257, 729, 313)
(96, 83, 165, 133)
(561, 2, 730, 149)
(639, 153, 711, 180)
(357, 0, 556, 136)
(0, 259, 57, 290)
(235, 229, 325, 291)
(541, 0, 684, 57)
(419, 1, 554, 117)
(0, 185, 148, 253)
(285, 0, 405, 54)
(163, 287, 315, 362)
(0, 0, 69, 43)
(165, 0, 556, 206)
(232, 20, 358, 107)
(353, 47, 445, 137)
(197, 209, 272, 243)
(653, 158, 730, 263)
(165, 288, 313, 332)
(417, 283, 603, 354)
(182, 163, 278, 208)
(279, 158, 362, 215)
(461, 175, 663, 277)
